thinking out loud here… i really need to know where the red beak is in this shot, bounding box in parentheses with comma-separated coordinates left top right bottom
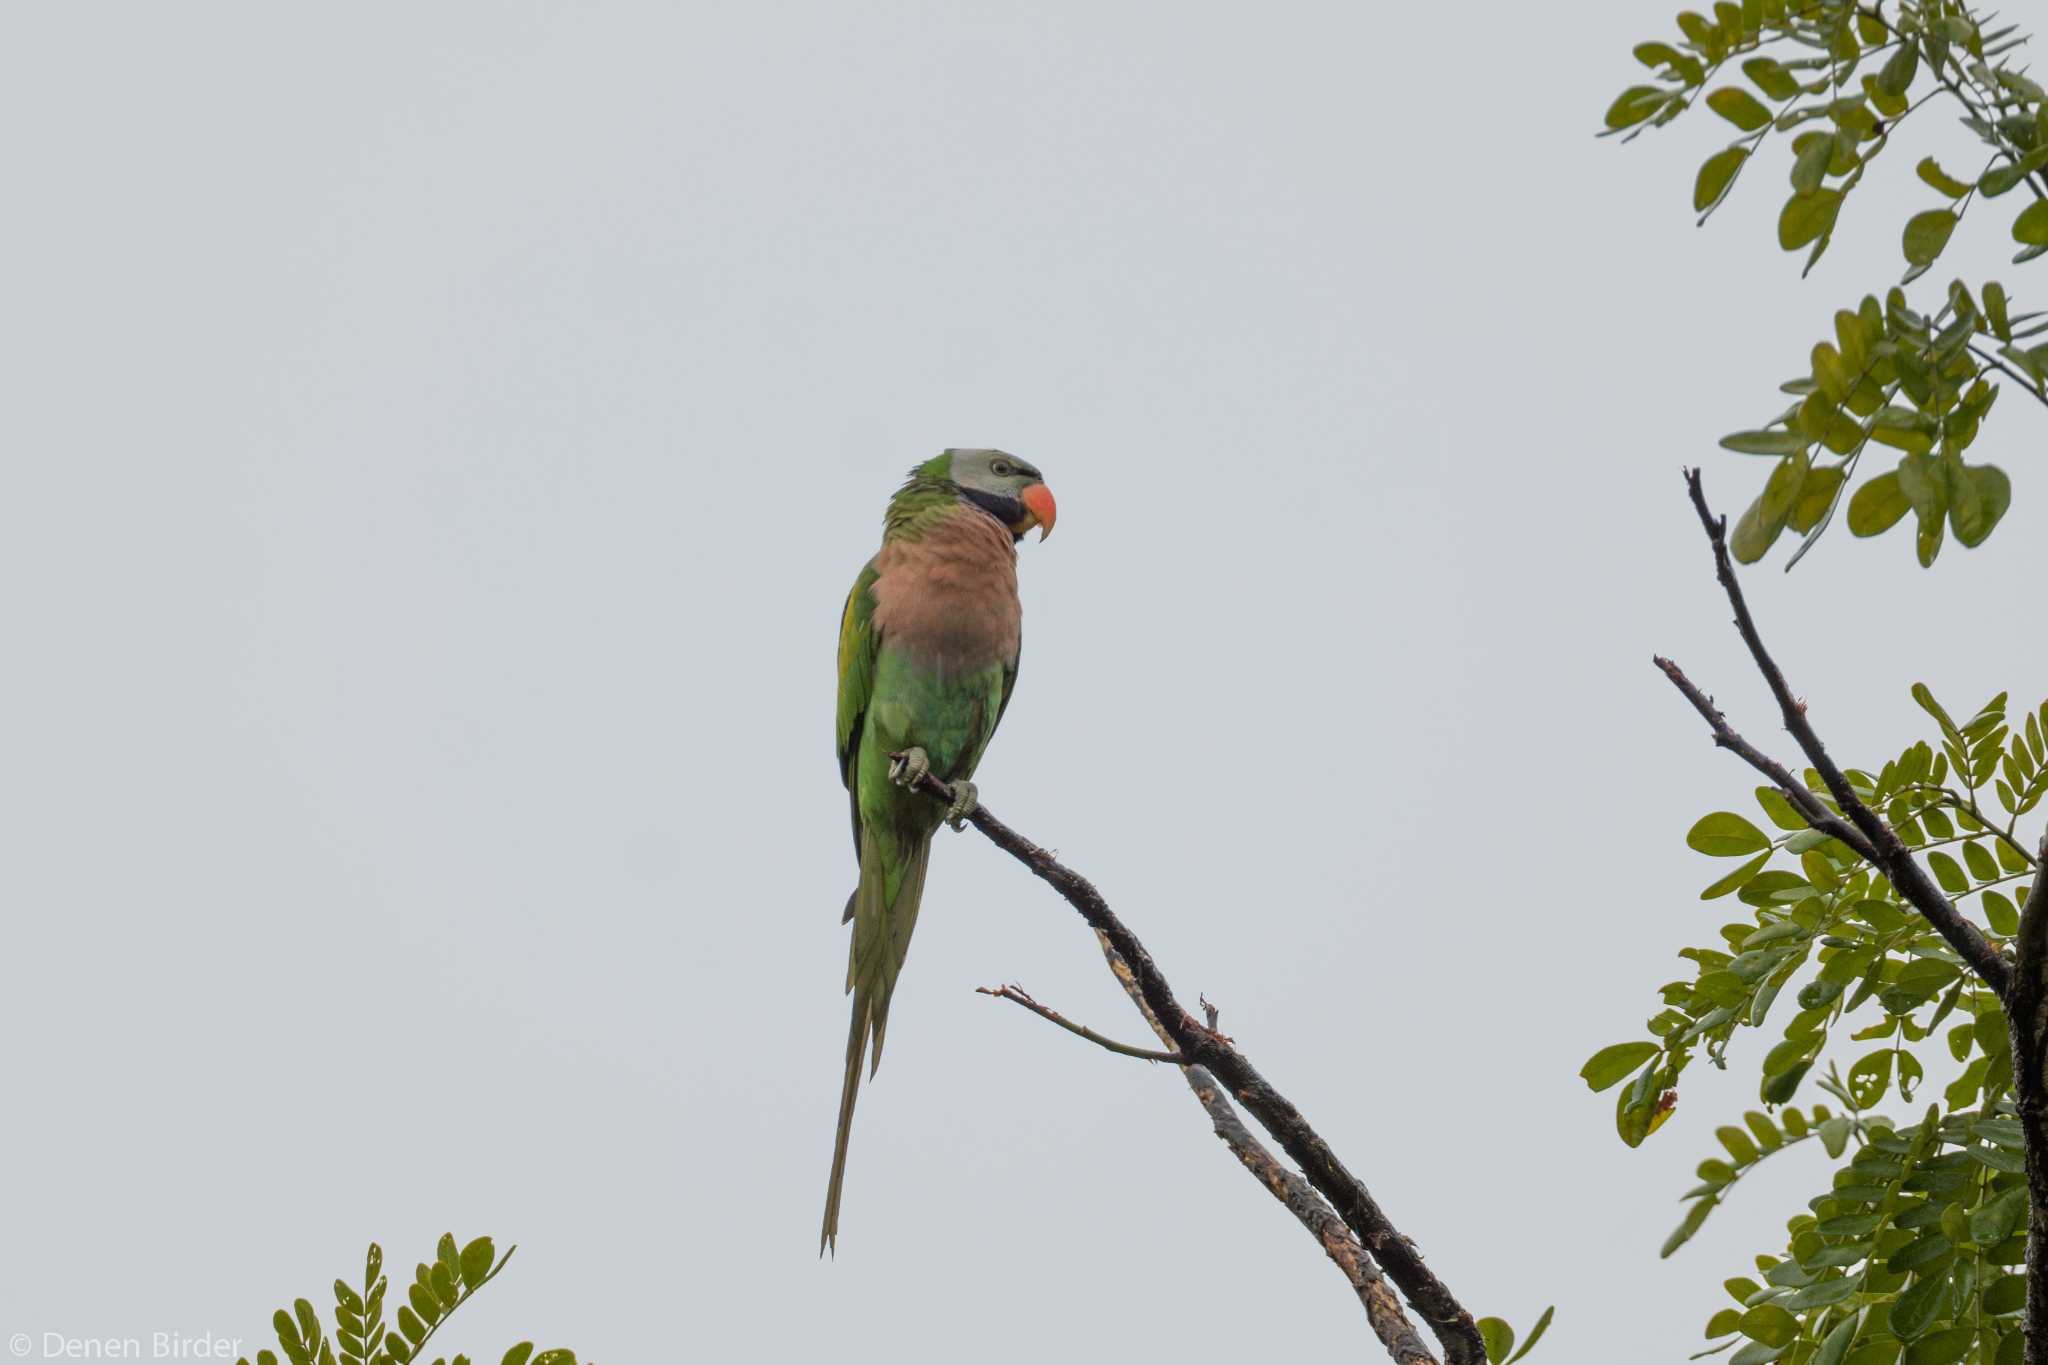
(1018, 483, 1057, 541)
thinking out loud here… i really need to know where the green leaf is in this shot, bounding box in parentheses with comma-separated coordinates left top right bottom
(1763, 1033, 1821, 1077)
(1791, 136, 1833, 196)
(1739, 1304, 1798, 1347)
(1927, 851, 1968, 894)
(1971, 1185, 2027, 1244)
(1817, 1118, 1854, 1159)
(1916, 157, 1973, 198)
(1689, 812, 1772, 856)
(1780, 190, 1842, 251)
(1717, 1125, 1760, 1165)
(1730, 497, 1778, 564)
(430, 1262, 459, 1309)
(1985, 282, 2010, 340)
(1785, 1276, 1860, 1309)
(1720, 429, 1812, 455)
(1753, 788, 1803, 831)
(1788, 465, 1845, 533)
(1703, 850, 1773, 900)
(1731, 453, 1808, 563)
(1743, 57, 1800, 101)
(1697, 146, 1751, 213)
(1813, 1313, 1857, 1365)
(1976, 1117, 2025, 1150)
(1505, 1307, 1554, 1364)
(1662, 1196, 1716, 1256)
(1912, 683, 1959, 735)
(1479, 1318, 1515, 1365)
(1708, 88, 1772, 131)
(501, 1348, 535, 1365)
(1877, 41, 1920, 96)
(1951, 465, 2011, 547)
(1727, 1344, 1787, 1365)
(457, 1238, 495, 1291)
(1891, 1271, 1949, 1340)
(273, 1312, 304, 1359)
(2016, 199, 2048, 246)
(1984, 149, 2048, 197)
(1847, 471, 1910, 536)
(1903, 210, 1958, 267)
(1606, 85, 1668, 130)
(1986, 1273, 2027, 1315)
(1581, 1041, 1658, 1091)
(1905, 1328, 1975, 1365)
(1815, 1210, 1881, 1236)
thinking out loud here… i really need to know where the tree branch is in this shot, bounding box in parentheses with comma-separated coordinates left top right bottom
(901, 766, 1486, 1365)
(1663, 468, 2013, 999)
(1090, 930, 1438, 1365)
(1653, 655, 1879, 861)
(974, 983, 1185, 1064)
(2003, 837, 2048, 1362)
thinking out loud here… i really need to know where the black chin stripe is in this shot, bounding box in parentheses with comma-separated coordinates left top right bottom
(961, 488, 1025, 528)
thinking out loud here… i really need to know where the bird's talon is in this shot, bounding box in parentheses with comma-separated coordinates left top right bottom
(944, 780, 979, 830)
(889, 746, 931, 790)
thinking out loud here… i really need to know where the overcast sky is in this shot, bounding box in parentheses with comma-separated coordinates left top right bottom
(4, 3, 2045, 1361)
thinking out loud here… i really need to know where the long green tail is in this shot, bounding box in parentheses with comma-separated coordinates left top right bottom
(821, 824, 931, 1255)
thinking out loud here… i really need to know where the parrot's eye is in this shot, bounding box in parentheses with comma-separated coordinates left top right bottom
(990, 460, 1014, 477)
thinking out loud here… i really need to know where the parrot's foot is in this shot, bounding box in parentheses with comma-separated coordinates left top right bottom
(888, 746, 932, 790)
(943, 780, 978, 831)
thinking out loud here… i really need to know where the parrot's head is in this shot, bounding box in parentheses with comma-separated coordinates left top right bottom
(930, 448, 1057, 542)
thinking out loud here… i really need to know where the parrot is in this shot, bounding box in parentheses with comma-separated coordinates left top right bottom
(822, 447, 1057, 1254)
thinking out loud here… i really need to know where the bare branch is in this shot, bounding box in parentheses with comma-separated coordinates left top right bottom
(897, 763, 1486, 1365)
(1654, 655, 1878, 860)
(1665, 469, 2012, 998)
(974, 984, 1185, 1064)
(1092, 931, 1438, 1365)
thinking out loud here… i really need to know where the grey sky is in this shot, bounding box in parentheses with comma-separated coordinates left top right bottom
(4, 3, 2044, 1360)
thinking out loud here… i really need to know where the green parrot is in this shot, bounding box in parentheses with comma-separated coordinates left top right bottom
(823, 448, 1058, 1254)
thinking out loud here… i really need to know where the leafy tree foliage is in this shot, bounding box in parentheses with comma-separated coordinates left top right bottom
(1594, 4, 2048, 1361)
(1585, 687, 2043, 1363)
(1606, 0, 2046, 567)
(234, 1235, 579, 1365)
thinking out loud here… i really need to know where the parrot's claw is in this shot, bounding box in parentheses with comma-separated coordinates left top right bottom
(888, 746, 932, 790)
(943, 780, 978, 831)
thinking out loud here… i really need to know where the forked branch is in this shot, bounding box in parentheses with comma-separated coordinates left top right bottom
(900, 764, 1485, 1365)
(1658, 468, 2012, 999)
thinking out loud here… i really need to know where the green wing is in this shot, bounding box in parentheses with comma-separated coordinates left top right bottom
(993, 644, 1020, 735)
(835, 558, 882, 856)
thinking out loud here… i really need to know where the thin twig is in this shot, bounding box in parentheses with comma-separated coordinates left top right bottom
(1968, 343, 2048, 412)
(1663, 468, 2012, 998)
(900, 767, 1486, 1365)
(974, 984, 1185, 1064)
